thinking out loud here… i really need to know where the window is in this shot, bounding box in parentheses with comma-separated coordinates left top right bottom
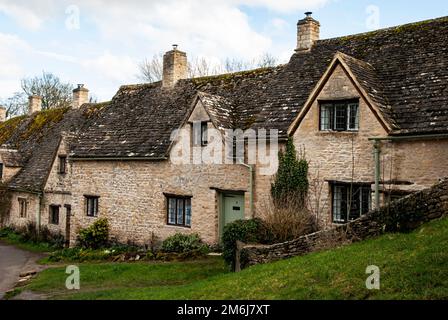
(320, 101, 359, 131)
(192, 122, 208, 146)
(58, 156, 67, 174)
(49, 205, 60, 225)
(332, 184, 371, 224)
(0, 163, 3, 180)
(18, 198, 27, 218)
(167, 196, 192, 227)
(85, 196, 99, 217)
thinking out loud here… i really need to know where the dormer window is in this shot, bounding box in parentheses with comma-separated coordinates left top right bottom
(320, 100, 359, 132)
(192, 121, 208, 147)
(58, 155, 67, 174)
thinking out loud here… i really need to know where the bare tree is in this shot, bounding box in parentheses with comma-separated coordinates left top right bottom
(256, 53, 278, 68)
(0, 92, 28, 118)
(138, 52, 280, 82)
(21, 71, 73, 110)
(137, 54, 163, 83)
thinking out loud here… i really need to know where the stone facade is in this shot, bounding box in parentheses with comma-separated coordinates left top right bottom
(293, 62, 448, 227)
(69, 160, 250, 246)
(238, 179, 448, 270)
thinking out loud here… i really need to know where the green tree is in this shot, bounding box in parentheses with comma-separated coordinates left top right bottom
(271, 138, 309, 206)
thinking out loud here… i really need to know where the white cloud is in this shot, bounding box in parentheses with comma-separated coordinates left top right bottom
(81, 52, 137, 82)
(235, 0, 331, 12)
(0, 0, 333, 100)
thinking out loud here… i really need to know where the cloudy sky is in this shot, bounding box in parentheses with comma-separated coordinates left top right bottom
(0, 0, 447, 101)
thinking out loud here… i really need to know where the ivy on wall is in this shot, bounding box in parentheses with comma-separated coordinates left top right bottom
(271, 137, 309, 206)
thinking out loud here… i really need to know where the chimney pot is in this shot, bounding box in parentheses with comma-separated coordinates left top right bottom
(296, 13, 320, 52)
(72, 84, 89, 109)
(28, 95, 42, 115)
(162, 46, 188, 88)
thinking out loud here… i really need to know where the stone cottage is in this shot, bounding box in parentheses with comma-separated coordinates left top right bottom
(0, 14, 447, 246)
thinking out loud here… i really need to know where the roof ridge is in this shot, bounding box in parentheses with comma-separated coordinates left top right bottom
(319, 15, 448, 43)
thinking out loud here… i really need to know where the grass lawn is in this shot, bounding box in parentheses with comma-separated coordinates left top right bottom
(20, 217, 448, 300)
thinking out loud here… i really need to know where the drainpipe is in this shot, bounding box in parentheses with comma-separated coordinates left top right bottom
(240, 163, 254, 218)
(36, 193, 43, 235)
(372, 140, 381, 209)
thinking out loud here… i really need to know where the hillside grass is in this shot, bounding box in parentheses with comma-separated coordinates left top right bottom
(19, 217, 448, 300)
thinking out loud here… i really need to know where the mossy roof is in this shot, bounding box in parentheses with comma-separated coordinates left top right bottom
(71, 16, 448, 160)
(1, 103, 108, 192)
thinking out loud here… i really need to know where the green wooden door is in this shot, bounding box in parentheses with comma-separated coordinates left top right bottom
(220, 193, 245, 239)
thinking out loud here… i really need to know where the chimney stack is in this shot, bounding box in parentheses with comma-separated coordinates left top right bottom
(162, 45, 188, 88)
(72, 84, 89, 108)
(0, 106, 6, 122)
(28, 95, 42, 115)
(296, 12, 320, 52)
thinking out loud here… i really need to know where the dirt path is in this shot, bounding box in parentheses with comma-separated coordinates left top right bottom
(0, 241, 47, 299)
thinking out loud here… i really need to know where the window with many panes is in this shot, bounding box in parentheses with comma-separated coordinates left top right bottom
(18, 198, 27, 218)
(85, 196, 99, 217)
(58, 155, 67, 174)
(192, 122, 208, 147)
(320, 100, 359, 131)
(49, 205, 60, 225)
(332, 184, 371, 224)
(167, 196, 192, 227)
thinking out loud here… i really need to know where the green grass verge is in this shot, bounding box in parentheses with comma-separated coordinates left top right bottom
(24, 217, 448, 300)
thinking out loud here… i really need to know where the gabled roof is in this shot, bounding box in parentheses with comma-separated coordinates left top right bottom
(288, 52, 394, 134)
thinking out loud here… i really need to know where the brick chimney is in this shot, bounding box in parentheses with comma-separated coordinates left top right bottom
(296, 12, 320, 52)
(72, 84, 89, 108)
(162, 45, 188, 88)
(0, 106, 6, 122)
(28, 95, 42, 115)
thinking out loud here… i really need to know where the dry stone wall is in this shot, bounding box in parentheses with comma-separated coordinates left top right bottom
(238, 179, 448, 270)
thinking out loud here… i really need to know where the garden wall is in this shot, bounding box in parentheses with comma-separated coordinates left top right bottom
(237, 179, 448, 270)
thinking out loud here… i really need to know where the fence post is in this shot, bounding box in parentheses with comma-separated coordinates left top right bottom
(235, 240, 245, 272)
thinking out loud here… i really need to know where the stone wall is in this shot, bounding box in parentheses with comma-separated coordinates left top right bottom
(238, 179, 448, 270)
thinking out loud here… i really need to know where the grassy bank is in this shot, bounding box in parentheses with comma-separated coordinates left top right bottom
(19, 217, 448, 300)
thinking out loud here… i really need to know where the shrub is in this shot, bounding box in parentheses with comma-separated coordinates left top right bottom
(5, 222, 65, 249)
(77, 218, 109, 249)
(260, 196, 318, 243)
(161, 233, 209, 254)
(222, 218, 270, 271)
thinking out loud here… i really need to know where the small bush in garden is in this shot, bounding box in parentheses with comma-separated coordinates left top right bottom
(161, 233, 209, 254)
(77, 218, 109, 249)
(222, 218, 271, 271)
(4, 222, 64, 249)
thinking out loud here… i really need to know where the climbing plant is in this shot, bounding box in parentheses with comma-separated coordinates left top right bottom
(271, 137, 309, 207)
